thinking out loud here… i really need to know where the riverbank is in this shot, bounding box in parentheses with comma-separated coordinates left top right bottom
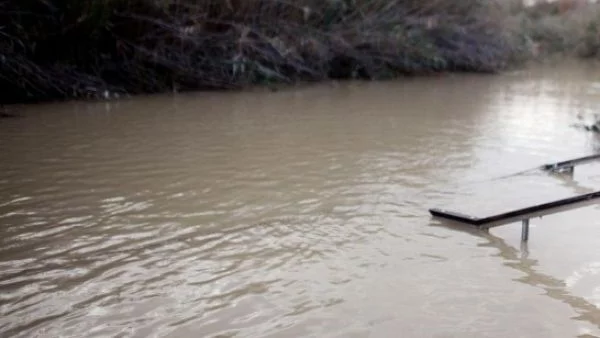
(2, 0, 600, 104)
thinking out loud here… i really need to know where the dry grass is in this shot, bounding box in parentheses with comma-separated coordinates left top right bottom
(505, 1, 600, 58)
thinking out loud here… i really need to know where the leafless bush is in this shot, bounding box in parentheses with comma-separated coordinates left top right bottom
(0, 0, 521, 103)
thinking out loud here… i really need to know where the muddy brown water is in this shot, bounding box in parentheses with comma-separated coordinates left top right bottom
(2, 61, 600, 337)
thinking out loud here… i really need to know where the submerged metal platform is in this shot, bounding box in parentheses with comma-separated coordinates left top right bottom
(430, 190, 600, 227)
(429, 153, 600, 241)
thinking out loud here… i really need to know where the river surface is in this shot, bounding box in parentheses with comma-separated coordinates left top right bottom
(2, 61, 600, 338)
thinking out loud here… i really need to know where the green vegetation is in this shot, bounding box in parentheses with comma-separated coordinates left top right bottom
(1, 0, 600, 104)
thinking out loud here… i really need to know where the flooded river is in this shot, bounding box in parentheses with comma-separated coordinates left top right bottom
(2, 61, 600, 337)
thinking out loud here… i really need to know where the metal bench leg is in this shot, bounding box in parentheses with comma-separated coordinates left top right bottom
(521, 219, 530, 242)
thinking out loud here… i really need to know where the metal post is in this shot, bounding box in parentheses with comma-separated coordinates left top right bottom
(521, 218, 530, 242)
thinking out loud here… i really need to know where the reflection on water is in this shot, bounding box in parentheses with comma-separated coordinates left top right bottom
(435, 221, 600, 336)
(2, 60, 600, 337)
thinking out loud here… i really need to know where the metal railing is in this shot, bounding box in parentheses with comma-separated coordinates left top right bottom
(429, 153, 600, 242)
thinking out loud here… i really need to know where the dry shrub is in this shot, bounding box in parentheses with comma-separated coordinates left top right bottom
(0, 0, 520, 103)
(506, 1, 600, 58)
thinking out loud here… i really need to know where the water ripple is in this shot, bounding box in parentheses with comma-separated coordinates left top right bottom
(2, 66, 600, 337)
